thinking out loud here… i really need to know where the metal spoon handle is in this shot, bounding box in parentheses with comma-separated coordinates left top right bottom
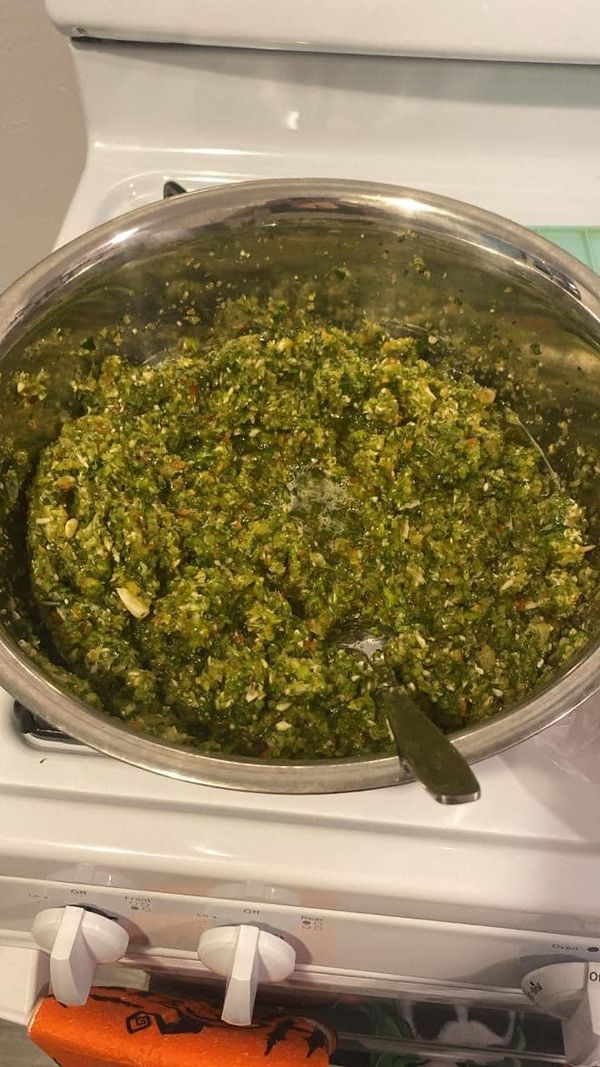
(382, 689, 481, 804)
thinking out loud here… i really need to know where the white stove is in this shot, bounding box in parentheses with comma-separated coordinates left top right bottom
(1, 3, 600, 1061)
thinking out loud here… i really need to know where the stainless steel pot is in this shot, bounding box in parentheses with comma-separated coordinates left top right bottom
(0, 178, 598, 793)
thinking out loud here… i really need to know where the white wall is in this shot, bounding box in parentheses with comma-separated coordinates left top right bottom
(0, 0, 86, 291)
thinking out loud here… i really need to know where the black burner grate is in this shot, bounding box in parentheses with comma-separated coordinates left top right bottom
(13, 701, 80, 744)
(163, 179, 187, 198)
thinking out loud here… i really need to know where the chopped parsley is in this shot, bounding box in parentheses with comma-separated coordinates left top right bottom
(25, 300, 596, 759)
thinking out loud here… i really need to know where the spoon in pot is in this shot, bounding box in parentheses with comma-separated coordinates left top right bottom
(341, 632, 481, 804)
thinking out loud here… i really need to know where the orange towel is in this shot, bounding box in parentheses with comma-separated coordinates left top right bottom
(29, 987, 335, 1067)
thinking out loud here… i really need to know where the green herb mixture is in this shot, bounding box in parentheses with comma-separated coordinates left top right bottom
(26, 300, 596, 759)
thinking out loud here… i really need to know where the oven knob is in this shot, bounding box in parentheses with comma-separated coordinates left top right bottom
(198, 924, 296, 1026)
(523, 962, 600, 1066)
(32, 906, 129, 1006)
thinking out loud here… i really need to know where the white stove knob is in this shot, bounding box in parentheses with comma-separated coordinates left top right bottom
(198, 924, 295, 1026)
(32, 906, 129, 1007)
(523, 962, 600, 1066)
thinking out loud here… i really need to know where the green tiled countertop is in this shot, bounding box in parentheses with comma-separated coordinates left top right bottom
(535, 228, 600, 273)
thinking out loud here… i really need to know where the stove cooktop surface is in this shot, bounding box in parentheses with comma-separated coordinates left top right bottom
(2, 41, 599, 943)
(4, 671, 600, 936)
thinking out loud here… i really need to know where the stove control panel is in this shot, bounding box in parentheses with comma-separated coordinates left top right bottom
(1, 877, 600, 1001)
